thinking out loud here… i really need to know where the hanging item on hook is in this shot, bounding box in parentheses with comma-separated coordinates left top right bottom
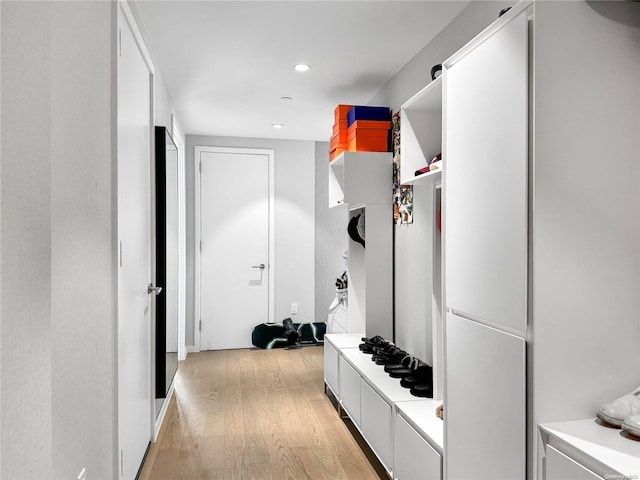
(347, 212, 365, 247)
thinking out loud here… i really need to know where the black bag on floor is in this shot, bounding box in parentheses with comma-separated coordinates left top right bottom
(251, 320, 326, 349)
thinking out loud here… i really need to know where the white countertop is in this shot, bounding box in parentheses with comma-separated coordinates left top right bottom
(395, 399, 444, 453)
(324, 333, 365, 350)
(540, 419, 640, 478)
(341, 348, 421, 404)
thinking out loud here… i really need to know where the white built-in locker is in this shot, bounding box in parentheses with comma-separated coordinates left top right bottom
(443, 5, 529, 480)
(444, 9, 528, 335)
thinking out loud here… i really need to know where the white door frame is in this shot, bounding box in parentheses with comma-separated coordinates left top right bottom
(194, 146, 275, 352)
(171, 116, 187, 362)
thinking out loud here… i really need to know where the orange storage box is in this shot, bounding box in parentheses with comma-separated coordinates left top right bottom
(329, 145, 347, 161)
(334, 104, 353, 123)
(331, 130, 348, 145)
(347, 120, 390, 152)
(348, 120, 391, 131)
(333, 120, 349, 136)
(347, 127, 389, 152)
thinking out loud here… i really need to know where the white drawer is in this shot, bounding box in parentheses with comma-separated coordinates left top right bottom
(361, 380, 393, 471)
(394, 413, 441, 480)
(339, 356, 361, 426)
(324, 342, 339, 397)
(545, 445, 603, 480)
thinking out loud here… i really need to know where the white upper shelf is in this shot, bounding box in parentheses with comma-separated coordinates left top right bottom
(328, 151, 393, 208)
(402, 168, 442, 187)
(400, 76, 443, 186)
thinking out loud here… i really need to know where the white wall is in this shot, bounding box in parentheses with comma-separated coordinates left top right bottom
(1, 3, 53, 476)
(314, 141, 348, 325)
(1, 2, 116, 479)
(186, 135, 316, 347)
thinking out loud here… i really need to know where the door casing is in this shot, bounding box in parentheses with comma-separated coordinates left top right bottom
(194, 146, 275, 352)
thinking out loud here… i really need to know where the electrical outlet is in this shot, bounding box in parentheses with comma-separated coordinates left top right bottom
(291, 303, 298, 315)
(77, 468, 87, 480)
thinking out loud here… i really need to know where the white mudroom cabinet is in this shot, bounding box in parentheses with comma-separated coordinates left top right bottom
(327, 2, 640, 479)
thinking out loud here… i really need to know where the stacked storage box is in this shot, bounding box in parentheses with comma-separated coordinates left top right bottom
(330, 104, 352, 161)
(347, 106, 391, 152)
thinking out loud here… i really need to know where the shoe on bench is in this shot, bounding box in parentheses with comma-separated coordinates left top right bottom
(622, 413, 640, 438)
(597, 386, 640, 427)
(410, 384, 433, 398)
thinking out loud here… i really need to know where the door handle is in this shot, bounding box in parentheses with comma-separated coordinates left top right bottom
(148, 283, 163, 295)
(251, 264, 266, 270)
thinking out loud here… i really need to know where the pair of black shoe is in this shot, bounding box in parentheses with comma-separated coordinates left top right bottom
(359, 336, 433, 398)
(371, 344, 407, 366)
(359, 335, 391, 354)
(379, 357, 433, 398)
(399, 364, 433, 398)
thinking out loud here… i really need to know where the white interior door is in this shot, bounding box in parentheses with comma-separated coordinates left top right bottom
(196, 147, 274, 350)
(117, 6, 153, 479)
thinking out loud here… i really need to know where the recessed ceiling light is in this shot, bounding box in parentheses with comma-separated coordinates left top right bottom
(272, 123, 284, 129)
(293, 64, 310, 72)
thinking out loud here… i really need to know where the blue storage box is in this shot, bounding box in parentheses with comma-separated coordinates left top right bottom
(347, 106, 391, 127)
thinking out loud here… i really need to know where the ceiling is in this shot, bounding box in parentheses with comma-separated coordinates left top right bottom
(133, 1, 470, 141)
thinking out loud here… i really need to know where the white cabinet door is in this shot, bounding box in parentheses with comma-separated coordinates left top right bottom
(324, 342, 339, 397)
(339, 356, 362, 426)
(545, 446, 603, 480)
(445, 313, 525, 480)
(394, 414, 441, 480)
(444, 9, 528, 334)
(361, 381, 393, 471)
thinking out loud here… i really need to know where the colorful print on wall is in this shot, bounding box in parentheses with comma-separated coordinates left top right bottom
(392, 111, 413, 224)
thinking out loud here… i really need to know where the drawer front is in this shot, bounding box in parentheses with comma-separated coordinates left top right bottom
(361, 381, 393, 471)
(324, 342, 339, 397)
(545, 446, 603, 480)
(339, 356, 361, 426)
(394, 413, 441, 480)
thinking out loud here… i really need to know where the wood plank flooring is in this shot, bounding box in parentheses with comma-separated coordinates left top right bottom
(139, 346, 385, 480)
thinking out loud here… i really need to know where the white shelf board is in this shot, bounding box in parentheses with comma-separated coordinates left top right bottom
(402, 75, 442, 112)
(324, 333, 363, 350)
(400, 76, 442, 185)
(396, 399, 444, 453)
(540, 419, 640, 478)
(402, 168, 442, 186)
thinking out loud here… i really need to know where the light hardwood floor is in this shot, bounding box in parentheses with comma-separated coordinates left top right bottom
(139, 346, 385, 480)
